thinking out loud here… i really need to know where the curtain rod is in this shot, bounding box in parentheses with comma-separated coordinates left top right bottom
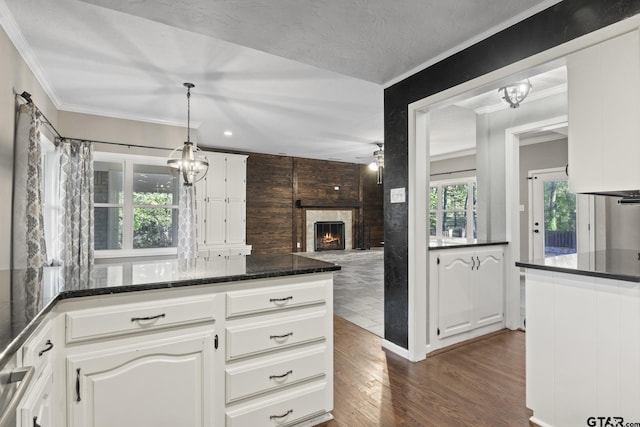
(430, 168, 476, 177)
(16, 91, 63, 139)
(16, 91, 174, 152)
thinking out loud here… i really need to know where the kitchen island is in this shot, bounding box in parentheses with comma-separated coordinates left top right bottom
(517, 250, 640, 427)
(0, 254, 340, 427)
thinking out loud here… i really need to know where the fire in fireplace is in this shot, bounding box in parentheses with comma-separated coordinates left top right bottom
(314, 221, 345, 251)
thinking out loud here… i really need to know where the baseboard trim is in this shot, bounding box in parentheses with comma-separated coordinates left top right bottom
(381, 339, 410, 359)
(427, 328, 515, 357)
(529, 416, 553, 427)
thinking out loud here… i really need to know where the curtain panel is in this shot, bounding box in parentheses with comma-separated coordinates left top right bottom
(178, 181, 198, 262)
(57, 138, 94, 288)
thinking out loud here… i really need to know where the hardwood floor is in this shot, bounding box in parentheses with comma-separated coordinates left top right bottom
(321, 317, 531, 427)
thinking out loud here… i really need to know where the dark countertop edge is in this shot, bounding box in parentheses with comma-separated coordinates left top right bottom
(429, 241, 509, 250)
(0, 264, 341, 372)
(516, 261, 640, 283)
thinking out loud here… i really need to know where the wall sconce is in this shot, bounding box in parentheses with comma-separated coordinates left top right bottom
(368, 142, 384, 185)
(498, 79, 532, 108)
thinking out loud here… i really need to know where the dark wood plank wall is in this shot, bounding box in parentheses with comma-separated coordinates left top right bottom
(246, 153, 383, 254)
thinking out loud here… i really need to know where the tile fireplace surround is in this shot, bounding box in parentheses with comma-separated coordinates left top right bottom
(305, 209, 352, 252)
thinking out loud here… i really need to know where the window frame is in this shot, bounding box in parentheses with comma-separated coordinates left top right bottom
(94, 151, 179, 259)
(429, 176, 477, 240)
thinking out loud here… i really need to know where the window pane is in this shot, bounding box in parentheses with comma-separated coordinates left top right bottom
(429, 187, 438, 210)
(133, 207, 178, 248)
(443, 184, 468, 210)
(442, 212, 467, 238)
(473, 182, 477, 208)
(94, 162, 123, 204)
(94, 207, 122, 249)
(133, 164, 178, 205)
(429, 212, 437, 236)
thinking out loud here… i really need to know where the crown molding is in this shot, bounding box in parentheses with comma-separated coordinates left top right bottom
(58, 102, 201, 129)
(0, 0, 62, 107)
(430, 148, 476, 162)
(383, 0, 564, 88)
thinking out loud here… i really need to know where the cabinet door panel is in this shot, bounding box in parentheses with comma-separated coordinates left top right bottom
(68, 335, 213, 427)
(18, 369, 53, 427)
(225, 199, 245, 245)
(206, 199, 226, 245)
(473, 248, 504, 328)
(207, 154, 227, 200)
(438, 254, 473, 338)
(225, 156, 246, 200)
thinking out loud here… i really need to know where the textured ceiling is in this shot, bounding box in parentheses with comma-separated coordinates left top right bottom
(2, 0, 562, 163)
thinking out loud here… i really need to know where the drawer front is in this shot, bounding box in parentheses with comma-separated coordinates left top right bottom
(22, 319, 54, 378)
(66, 295, 216, 343)
(226, 311, 326, 360)
(226, 280, 328, 317)
(226, 382, 328, 427)
(226, 345, 327, 403)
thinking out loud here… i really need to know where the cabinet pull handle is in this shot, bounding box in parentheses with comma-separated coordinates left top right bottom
(131, 313, 166, 322)
(76, 368, 81, 402)
(471, 257, 476, 270)
(269, 296, 293, 303)
(38, 339, 54, 357)
(270, 332, 293, 340)
(33, 416, 41, 427)
(269, 370, 293, 380)
(476, 256, 480, 269)
(270, 409, 293, 420)
(0, 366, 35, 427)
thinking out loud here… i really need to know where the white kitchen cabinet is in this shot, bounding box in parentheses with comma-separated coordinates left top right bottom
(431, 246, 505, 346)
(567, 29, 640, 194)
(17, 368, 53, 427)
(196, 152, 251, 255)
(67, 333, 216, 427)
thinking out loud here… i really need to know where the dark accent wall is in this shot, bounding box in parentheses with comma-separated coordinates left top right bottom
(246, 153, 383, 254)
(383, 0, 640, 349)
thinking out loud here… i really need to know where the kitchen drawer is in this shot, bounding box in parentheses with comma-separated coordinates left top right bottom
(65, 295, 217, 343)
(226, 345, 327, 403)
(226, 382, 328, 427)
(21, 319, 54, 380)
(226, 280, 328, 317)
(226, 310, 326, 360)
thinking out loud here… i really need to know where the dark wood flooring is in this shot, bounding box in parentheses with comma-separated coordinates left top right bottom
(321, 317, 531, 427)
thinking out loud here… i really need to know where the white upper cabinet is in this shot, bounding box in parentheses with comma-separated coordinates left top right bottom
(195, 152, 251, 255)
(567, 29, 640, 193)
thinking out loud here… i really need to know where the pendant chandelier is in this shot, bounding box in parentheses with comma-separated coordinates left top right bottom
(167, 82, 209, 185)
(498, 79, 532, 109)
(368, 142, 384, 185)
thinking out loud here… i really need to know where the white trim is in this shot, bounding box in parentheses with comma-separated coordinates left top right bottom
(0, 0, 61, 107)
(430, 148, 476, 162)
(381, 339, 412, 360)
(407, 14, 640, 361)
(383, 0, 564, 87)
(519, 133, 567, 147)
(58, 102, 201, 129)
(529, 416, 554, 427)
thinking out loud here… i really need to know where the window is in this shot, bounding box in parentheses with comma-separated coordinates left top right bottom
(94, 152, 179, 257)
(429, 178, 477, 240)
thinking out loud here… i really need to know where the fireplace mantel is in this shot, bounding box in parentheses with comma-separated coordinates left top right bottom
(296, 199, 360, 208)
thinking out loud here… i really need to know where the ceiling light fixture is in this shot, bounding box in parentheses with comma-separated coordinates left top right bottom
(224, 130, 233, 137)
(498, 79, 532, 108)
(167, 82, 209, 186)
(368, 142, 384, 185)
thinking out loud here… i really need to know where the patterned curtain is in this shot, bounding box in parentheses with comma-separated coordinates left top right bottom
(177, 181, 198, 264)
(12, 103, 48, 318)
(57, 138, 94, 288)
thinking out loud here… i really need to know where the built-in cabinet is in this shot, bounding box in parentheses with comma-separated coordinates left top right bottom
(196, 152, 251, 257)
(567, 29, 640, 194)
(11, 273, 334, 427)
(429, 246, 505, 352)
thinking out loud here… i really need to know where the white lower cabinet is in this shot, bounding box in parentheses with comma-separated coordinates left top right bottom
(430, 246, 505, 350)
(67, 333, 216, 427)
(17, 368, 54, 427)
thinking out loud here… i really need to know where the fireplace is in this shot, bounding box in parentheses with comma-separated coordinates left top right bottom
(314, 221, 345, 251)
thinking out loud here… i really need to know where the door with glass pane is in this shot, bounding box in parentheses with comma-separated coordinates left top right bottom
(530, 169, 577, 259)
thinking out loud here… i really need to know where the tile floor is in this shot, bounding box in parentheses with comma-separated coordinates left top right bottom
(297, 248, 384, 337)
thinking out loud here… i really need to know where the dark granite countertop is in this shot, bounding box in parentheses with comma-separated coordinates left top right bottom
(428, 239, 508, 250)
(516, 249, 640, 283)
(0, 254, 339, 371)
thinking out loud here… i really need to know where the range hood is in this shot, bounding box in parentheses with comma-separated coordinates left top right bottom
(582, 189, 640, 205)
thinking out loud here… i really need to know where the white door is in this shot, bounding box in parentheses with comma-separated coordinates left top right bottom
(530, 169, 578, 259)
(437, 252, 473, 338)
(68, 334, 215, 427)
(473, 248, 504, 328)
